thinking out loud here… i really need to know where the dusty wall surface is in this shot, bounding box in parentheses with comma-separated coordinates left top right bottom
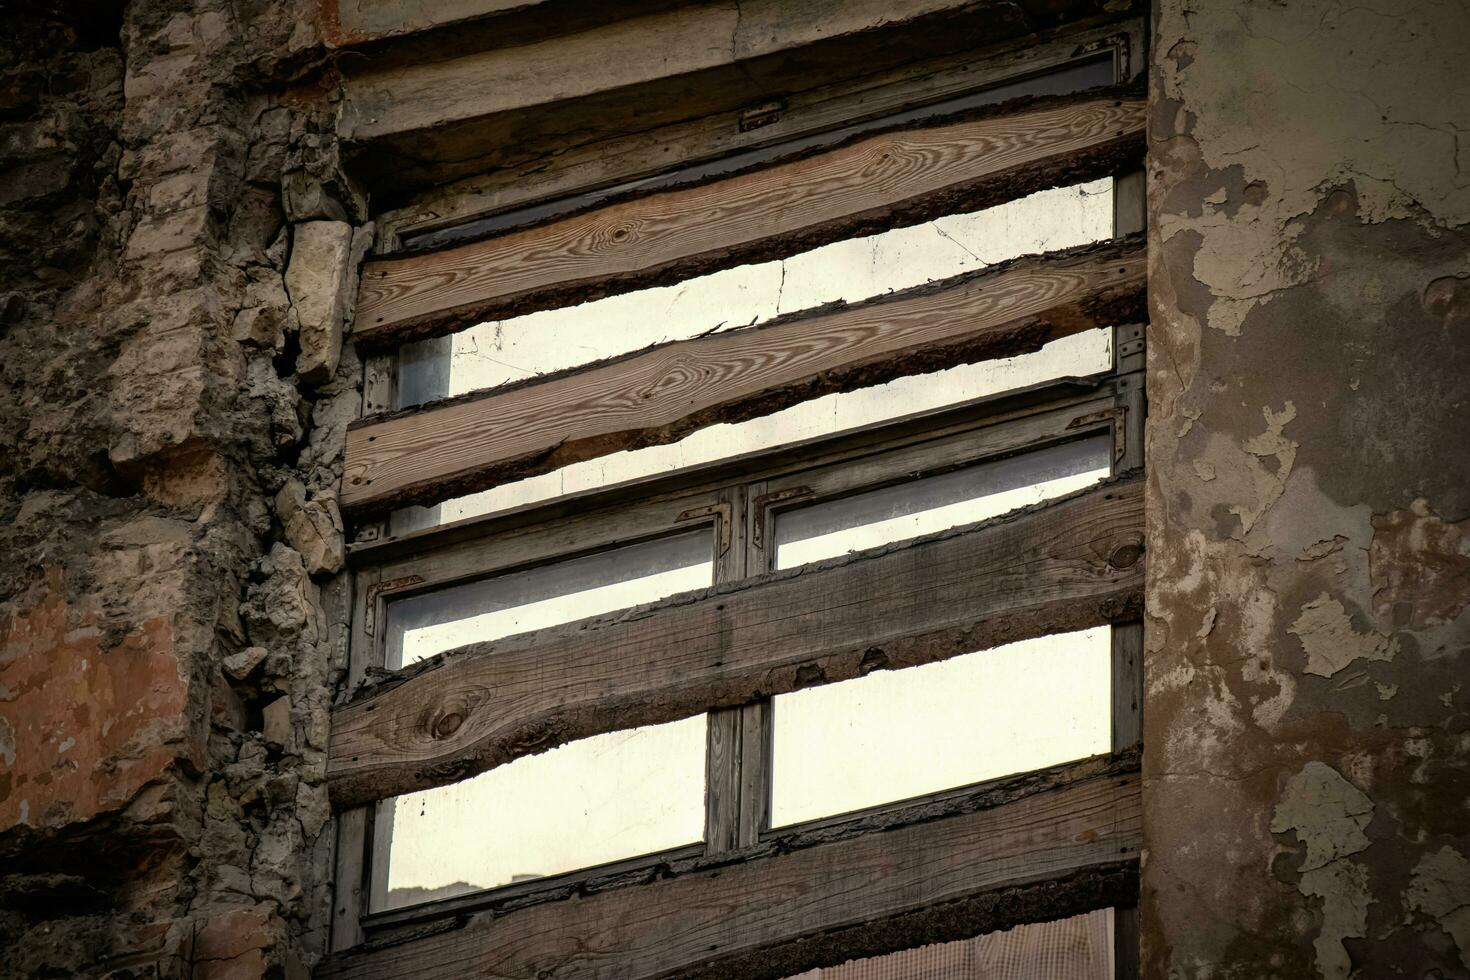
(0, 2, 368, 976)
(4, 0, 1468, 977)
(1144, 1, 1470, 978)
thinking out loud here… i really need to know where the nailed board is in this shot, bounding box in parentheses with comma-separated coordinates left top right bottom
(328, 476, 1144, 807)
(342, 236, 1144, 515)
(352, 94, 1145, 346)
(319, 762, 1141, 980)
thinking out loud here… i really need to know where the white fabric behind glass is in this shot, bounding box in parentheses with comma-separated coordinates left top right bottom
(769, 441, 1112, 827)
(393, 180, 1113, 530)
(773, 437, 1111, 568)
(372, 533, 713, 911)
(783, 908, 1114, 980)
(770, 629, 1111, 828)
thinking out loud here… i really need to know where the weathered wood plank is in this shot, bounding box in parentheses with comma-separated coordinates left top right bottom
(352, 94, 1145, 346)
(319, 757, 1141, 979)
(377, 22, 1140, 246)
(328, 475, 1143, 808)
(338, 0, 1141, 192)
(342, 236, 1144, 516)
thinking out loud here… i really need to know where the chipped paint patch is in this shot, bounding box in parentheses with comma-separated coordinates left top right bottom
(0, 568, 194, 831)
(1407, 846, 1470, 970)
(1288, 594, 1398, 678)
(1271, 763, 1375, 980)
(1370, 498, 1470, 628)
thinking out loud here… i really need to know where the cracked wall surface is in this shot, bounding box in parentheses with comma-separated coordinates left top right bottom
(0, 2, 368, 976)
(1144, 1, 1470, 977)
(3, 0, 1468, 977)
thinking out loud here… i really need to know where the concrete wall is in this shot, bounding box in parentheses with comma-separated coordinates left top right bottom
(1144, 1, 1470, 977)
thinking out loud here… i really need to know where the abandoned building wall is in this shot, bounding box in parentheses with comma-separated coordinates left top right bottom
(3, 0, 1468, 977)
(0, 2, 366, 976)
(1144, 1, 1470, 978)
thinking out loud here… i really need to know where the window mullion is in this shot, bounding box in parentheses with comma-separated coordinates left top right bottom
(705, 483, 750, 854)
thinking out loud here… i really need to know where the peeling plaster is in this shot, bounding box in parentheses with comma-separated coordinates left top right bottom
(1407, 846, 1470, 970)
(1271, 762, 1375, 980)
(1156, 1, 1470, 336)
(1370, 498, 1470, 629)
(1288, 594, 1399, 678)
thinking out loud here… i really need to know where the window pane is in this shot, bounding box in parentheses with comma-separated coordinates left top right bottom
(769, 628, 1111, 828)
(373, 531, 714, 912)
(392, 180, 1114, 531)
(398, 181, 1113, 407)
(773, 436, 1112, 570)
(385, 530, 714, 669)
(782, 908, 1115, 980)
(372, 717, 706, 911)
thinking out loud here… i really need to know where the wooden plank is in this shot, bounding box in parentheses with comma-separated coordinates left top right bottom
(327, 475, 1143, 807)
(320, 757, 1141, 979)
(338, 0, 1140, 192)
(343, 236, 1145, 516)
(377, 22, 1141, 245)
(352, 94, 1145, 346)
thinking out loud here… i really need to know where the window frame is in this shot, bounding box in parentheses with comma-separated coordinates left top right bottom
(330, 22, 1148, 977)
(339, 362, 1140, 939)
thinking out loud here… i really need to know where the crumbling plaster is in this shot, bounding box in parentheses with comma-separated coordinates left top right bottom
(1, 2, 370, 976)
(1145, 1, 1470, 978)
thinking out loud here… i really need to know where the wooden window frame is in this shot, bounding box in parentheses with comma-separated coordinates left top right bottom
(328, 23, 1148, 978)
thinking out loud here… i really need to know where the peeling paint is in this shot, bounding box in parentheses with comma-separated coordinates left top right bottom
(1271, 763, 1375, 980)
(1407, 846, 1470, 971)
(1370, 498, 1470, 629)
(1288, 594, 1398, 678)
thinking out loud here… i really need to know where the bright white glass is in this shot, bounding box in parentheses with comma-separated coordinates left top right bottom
(768, 439, 1113, 827)
(372, 532, 713, 911)
(392, 180, 1114, 531)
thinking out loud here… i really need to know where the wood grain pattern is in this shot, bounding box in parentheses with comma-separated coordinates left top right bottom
(319, 762, 1141, 979)
(376, 22, 1141, 245)
(352, 94, 1145, 345)
(328, 475, 1143, 808)
(342, 236, 1144, 516)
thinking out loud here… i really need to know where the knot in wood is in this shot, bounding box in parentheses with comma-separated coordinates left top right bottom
(1108, 541, 1143, 570)
(432, 711, 464, 739)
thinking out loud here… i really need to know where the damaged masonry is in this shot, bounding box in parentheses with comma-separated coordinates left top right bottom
(1, 1, 1468, 979)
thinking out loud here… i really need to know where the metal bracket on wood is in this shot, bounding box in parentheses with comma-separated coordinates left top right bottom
(1067, 407, 1125, 464)
(739, 101, 785, 132)
(676, 501, 733, 557)
(361, 575, 425, 637)
(750, 486, 814, 550)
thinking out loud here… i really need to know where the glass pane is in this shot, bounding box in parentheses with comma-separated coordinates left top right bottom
(769, 628, 1111, 828)
(372, 717, 706, 911)
(385, 530, 714, 669)
(782, 908, 1115, 980)
(773, 436, 1112, 569)
(398, 181, 1113, 406)
(392, 180, 1114, 531)
(372, 531, 714, 912)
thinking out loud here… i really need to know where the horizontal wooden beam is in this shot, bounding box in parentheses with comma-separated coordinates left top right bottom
(336, 0, 1141, 192)
(351, 92, 1145, 348)
(328, 475, 1143, 808)
(342, 235, 1144, 516)
(319, 754, 1141, 979)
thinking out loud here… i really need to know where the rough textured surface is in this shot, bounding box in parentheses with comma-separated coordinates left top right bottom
(1144, 1, 1470, 977)
(0, 2, 362, 975)
(4, 0, 1468, 976)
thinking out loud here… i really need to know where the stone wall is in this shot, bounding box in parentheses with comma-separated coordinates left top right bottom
(1144, 1, 1470, 977)
(3, 0, 1468, 977)
(0, 2, 367, 975)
